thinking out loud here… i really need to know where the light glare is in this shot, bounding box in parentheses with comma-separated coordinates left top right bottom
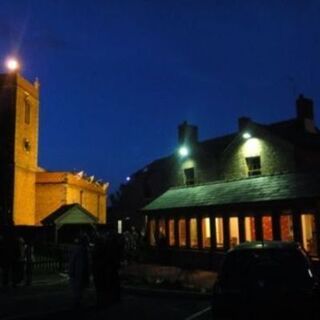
(179, 146, 189, 157)
(5, 58, 20, 72)
(242, 132, 252, 139)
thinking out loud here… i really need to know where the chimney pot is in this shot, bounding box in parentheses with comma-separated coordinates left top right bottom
(238, 117, 251, 131)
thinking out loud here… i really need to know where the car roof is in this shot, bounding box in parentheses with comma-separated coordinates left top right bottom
(229, 241, 299, 252)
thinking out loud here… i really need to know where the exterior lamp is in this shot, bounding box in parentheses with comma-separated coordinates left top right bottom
(5, 57, 20, 72)
(126, 176, 131, 182)
(178, 146, 189, 157)
(242, 132, 252, 140)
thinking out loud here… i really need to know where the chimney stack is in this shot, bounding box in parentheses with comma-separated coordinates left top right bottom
(238, 117, 251, 131)
(178, 121, 198, 145)
(296, 94, 316, 133)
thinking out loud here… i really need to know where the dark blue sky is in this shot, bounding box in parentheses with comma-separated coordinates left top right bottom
(1, 0, 320, 193)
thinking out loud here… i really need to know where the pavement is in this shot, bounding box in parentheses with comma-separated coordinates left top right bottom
(0, 264, 217, 320)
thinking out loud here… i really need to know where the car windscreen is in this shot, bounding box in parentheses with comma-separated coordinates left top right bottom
(220, 248, 313, 290)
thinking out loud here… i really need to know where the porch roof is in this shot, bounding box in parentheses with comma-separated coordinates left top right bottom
(41, 203, 98, 226)
(143, 172, 320, 211)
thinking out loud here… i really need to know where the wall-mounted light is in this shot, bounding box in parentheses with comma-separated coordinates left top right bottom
(178, 146, 189, 157)
(242, 132, 252, 139)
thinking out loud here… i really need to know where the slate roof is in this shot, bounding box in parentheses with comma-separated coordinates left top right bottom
(143, 172, 320, 211)
(41, 203, 98, 225)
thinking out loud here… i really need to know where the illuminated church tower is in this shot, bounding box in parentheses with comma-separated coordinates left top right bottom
(0, 72, 39, 226)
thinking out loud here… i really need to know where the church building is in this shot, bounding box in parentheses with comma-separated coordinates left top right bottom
(0, 72, 108, 227)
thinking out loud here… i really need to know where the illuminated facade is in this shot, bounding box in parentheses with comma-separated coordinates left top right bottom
(112, 94, 320, 267)
(0, 72, 108, 227)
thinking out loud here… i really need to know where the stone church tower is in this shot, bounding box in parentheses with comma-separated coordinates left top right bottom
(0, 72, 39, 226)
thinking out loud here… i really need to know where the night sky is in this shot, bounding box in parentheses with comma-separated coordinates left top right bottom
(1, 1, 320, 194)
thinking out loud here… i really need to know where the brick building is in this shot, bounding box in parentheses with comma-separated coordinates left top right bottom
(112, 95, 320, 267)
(0, 72, 108, 228)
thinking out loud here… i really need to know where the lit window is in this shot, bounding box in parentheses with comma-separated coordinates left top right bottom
(301, 214, 317, 255)
(178, 219, 186, 247)
(245, 216, 256, 241)
(117, 220, 122, 234)
(169, 219, 175, 246)
(184, 168, 195, 185)
(190, 218, 198, 248)
(149, 219, 156, 246)
(245, 156, 261, 176)
(229, 217, 239, 247)
(202, 217, 211, 248)
(262, 216, 273, 240)
(280, 215, 294, 241)
(215, 217, 224, 248)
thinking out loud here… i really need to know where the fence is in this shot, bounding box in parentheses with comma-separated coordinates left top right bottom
(33, 243, 72, 273)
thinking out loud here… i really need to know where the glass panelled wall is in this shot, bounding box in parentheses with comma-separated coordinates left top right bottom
(178, 218, 186, 247)
(215, 217, 224, 248)
(245, 216, 256, 241)
(159, 219, 166, 237)
(202, 217, 211, 248)
(190, 218, 198, 248)
(169, 219, 175, 246)
(262, 216, 273, 241)
(301, 214, 317, 255)
(280, 215, 294, 241)
(149, 219, 156, 246)
(229, 217, 239, 247)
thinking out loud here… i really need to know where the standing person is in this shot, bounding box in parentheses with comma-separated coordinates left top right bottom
(91, 231, 122, 309)
(107, 231, 122, 304)
(91, 233, 108, 309)
(14, 237, 26, 286)
(1, 230, 20, 287)
(68, 235, 90, 309)
(24, 240, 34, 286)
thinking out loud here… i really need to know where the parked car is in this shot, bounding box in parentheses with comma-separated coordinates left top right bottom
(212, 241, 320, 319)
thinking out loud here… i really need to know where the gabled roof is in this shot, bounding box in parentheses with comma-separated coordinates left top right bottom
(143, 172, 320, 211)
(41, 203, 98, 225)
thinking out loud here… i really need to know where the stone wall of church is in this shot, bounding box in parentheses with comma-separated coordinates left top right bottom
(35, 172, 107, 225)
(13, 167, 36, 225)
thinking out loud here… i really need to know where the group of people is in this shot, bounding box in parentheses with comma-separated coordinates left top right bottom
(68, 231, 123, 309)
(0, 231, 34, 288)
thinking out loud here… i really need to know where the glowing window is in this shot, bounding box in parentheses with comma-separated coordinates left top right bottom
(178, 219, 186, 247)
(149, 219, 156, 246)
(229, 217, 239, 248)
(262, 216, 273, 240)
(245, 217, 256, 241)
(201, 217, 211, 248)
(169, 219, 175, 246)
(301, 214, 317, 255)
(280, 215, 294, 241)
(190, 218, 198, 248)
(215, 217, 224, 248)
(184, 168, 195, 185)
